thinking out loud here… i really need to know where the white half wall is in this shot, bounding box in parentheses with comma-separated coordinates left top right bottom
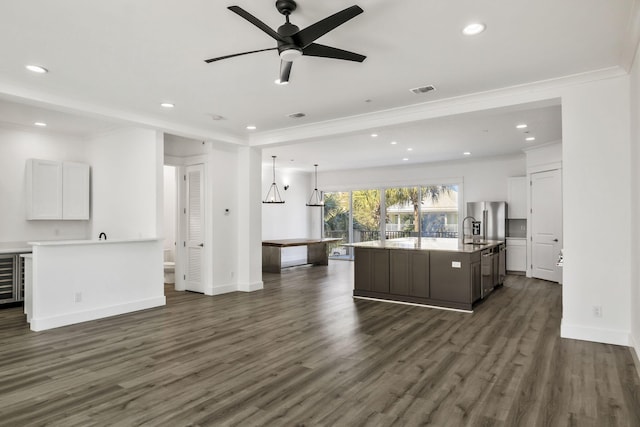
(88, 127, 163, 239)
(28, 239, 165, 331)
(0, 125, 90, 242)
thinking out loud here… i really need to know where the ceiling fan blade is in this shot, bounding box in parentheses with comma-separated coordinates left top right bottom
(293, 5, 364, 48)
(204, 47, 277, 63)
(302, 43, 366, 62)
(279, 60, 293, 83)
(228, 6, 285, 42)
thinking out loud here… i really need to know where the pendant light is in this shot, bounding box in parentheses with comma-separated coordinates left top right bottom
(263, 155, 285, 204)
(306, 164, 324, 207)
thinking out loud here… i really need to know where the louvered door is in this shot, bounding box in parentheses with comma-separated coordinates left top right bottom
(185, 164, 205, 293)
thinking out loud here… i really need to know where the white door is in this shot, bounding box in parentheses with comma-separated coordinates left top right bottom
(530, 169, 562, 282)
(185, 164, 205, 293)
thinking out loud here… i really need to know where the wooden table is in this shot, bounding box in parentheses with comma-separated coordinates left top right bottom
(262, 238, 343, 273)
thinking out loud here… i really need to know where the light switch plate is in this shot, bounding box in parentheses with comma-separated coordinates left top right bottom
(452, 261, 461, 268)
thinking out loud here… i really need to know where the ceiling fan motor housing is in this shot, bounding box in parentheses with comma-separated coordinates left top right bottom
(277, 21, 302, 61)
(275, 0, 297, 16)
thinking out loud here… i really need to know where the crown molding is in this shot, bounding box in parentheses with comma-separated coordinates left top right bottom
(248, 67, 626, 147)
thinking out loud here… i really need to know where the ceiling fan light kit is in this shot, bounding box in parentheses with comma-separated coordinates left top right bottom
(263, 156, 285, 204)
(306, 164, 324, 207)
(205, 0, 366, 84)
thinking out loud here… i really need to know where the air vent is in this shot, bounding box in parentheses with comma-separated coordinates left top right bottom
(410, 85, 436, 95)
(287, 112, 306, 119)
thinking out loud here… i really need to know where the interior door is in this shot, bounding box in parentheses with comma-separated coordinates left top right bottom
(531, 169, 562, 282)
(185, 164, 205, 293)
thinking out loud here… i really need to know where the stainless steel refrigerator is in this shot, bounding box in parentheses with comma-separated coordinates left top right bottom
(466, 201, 507, 240)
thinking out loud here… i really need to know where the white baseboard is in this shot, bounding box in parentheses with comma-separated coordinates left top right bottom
(237, 280, 264, 292)
(30, 296, 167, 332)
(561, 320, 631, 346)
(629, 334, 640, 380)
(210, 283, 237, 295)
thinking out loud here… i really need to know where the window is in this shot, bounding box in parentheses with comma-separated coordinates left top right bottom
(323, 184, 459, 260)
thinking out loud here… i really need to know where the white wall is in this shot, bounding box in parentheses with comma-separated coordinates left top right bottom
(318, 154, 526, 210)
(88, 127, 163, 239)
(162, 165, 176, 255)
(262, 167, 315, 240)
(525, 142, 562, 172)
(0, 125, 90, 242)
(164, 137, 244, 295)
(629, 41, 640, 357)
(560, 76, 632, 345)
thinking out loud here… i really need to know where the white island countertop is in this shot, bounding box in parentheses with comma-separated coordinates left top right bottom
(0, 241, 32, 254)
(28, 238, 162, 246)
(346, 237, 504, 253)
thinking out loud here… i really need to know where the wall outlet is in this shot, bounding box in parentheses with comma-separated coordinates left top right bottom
(593, 305, 602, 318)
(451, 261, 461, 268)
(75, 292, 82, 303)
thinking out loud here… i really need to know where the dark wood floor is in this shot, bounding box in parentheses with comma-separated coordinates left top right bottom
(1, 262, 639, 426)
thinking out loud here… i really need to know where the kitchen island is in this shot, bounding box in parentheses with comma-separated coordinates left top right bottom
(350, 238, 505, 311)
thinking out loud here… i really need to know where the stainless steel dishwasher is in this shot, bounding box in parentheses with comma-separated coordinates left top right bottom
(481, 248, 494, 298)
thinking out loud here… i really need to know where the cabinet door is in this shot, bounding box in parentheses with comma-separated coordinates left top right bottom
(471, 261, 481, 302)
(371, 250, 390, 293)
(390, 250, 409, 295)
(507, 177, 528, 219)
(506, 242, 527, 271)
(62, 162, 90, 220)
(409, 251, 429, 298)
(354, 248, 372, 291)
(26, 159, 63, 219)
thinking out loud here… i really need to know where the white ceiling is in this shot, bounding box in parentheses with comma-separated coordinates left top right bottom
(0, 0, 636, 171)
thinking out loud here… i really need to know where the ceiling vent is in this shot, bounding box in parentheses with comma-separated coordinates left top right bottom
(287, 112, 306, 119)
(410, 85, 436, 95)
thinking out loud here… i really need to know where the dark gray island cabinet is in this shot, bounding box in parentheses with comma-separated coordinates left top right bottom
(353, 239, 502, 311)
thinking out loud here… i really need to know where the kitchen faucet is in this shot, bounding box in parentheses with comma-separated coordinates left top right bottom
(462, 216, 477, 244)
(98, 232, 107, 241)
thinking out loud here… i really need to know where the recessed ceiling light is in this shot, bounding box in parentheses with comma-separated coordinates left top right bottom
(462, 23, 486, 36)
(391, 141, 398, 145)
(371, 133, 378, 138)
(526, 136, 536, 141)
(407, 148, 413, 151)
(274, 79, 289, 85)
(410, 85, 436, 95)
(516, 124, 528, 129)
(160, 102, 175, 108)
(402, 158, 409, 161)
(25, 65, 48, 73)
(34, 122, 47, 127)
(246, 125, 257, 130)
(463, 151, 471, 156)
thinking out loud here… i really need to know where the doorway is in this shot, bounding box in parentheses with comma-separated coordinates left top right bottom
(163, 165, 177, 286)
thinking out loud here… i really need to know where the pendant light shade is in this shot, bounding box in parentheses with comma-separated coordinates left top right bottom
(263, 155, 285, 204)
(306, 164, 324, 207)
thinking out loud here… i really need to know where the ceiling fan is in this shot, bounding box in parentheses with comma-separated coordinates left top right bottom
(204, 0, 366, 84)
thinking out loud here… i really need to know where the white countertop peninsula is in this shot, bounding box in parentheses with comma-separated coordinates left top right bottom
(0, 241, 32, 254)
(26, 237, 166, 331)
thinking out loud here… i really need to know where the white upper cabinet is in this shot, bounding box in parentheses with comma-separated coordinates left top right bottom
(26, 159, 63, 220)
(26, 159, 90, 220)
(62, 162, 90, 220)
(507, 176, 528, 219)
